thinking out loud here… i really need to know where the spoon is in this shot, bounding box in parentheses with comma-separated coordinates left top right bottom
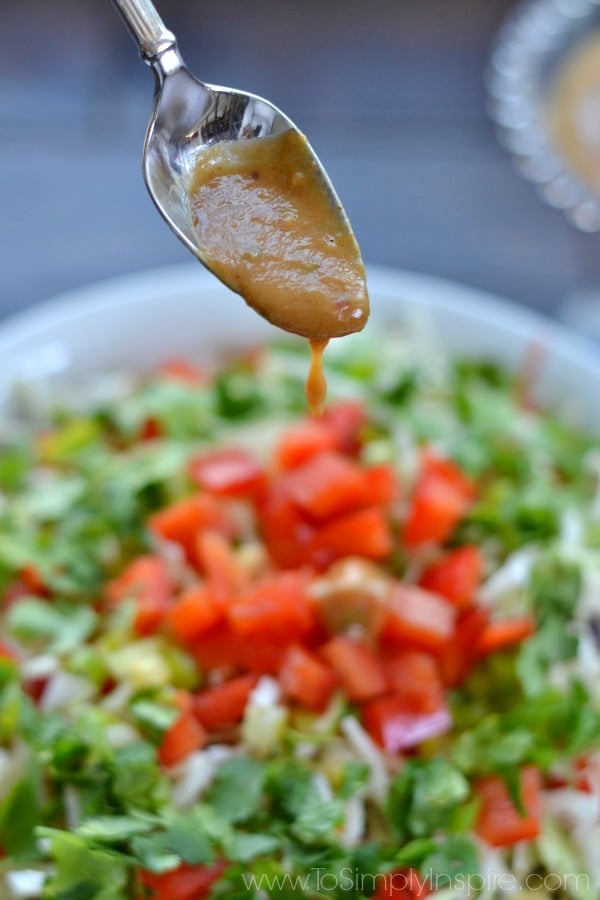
(109, 0, 369, 341)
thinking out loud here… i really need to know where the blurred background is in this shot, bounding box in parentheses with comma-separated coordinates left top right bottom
(2, 0, 599, 325)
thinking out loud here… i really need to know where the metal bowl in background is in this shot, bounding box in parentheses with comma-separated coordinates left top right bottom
(489, 0, 600, 233)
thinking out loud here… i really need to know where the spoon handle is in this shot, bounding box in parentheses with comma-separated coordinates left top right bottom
(111, 0, 176, 61)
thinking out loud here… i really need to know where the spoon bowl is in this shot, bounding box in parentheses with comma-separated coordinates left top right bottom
(110, 0, 361, 328)
(142, 49, 303, 260)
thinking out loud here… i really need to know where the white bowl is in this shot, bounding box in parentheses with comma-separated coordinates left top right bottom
(0, 264, 599, 425)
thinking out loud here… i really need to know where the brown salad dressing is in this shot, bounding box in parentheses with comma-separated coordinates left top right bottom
(306, 339, 329, 417)
(546, 32, 600, 196)
(188, 130, 369, 414)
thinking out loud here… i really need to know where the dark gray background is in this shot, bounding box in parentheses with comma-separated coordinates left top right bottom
(2, 0, 598, 324)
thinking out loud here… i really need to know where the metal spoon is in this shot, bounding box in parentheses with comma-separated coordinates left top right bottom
(109, 0, 366, 336)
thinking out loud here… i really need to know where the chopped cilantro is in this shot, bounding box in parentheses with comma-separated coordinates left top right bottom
(529, 555, 582, 620)
(388, 759, 470, 841)
(8, 599, 97, 654)
(206, 758, 267, 824)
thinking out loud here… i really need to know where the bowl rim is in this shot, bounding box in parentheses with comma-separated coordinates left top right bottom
(0, 263, 598, 372)
(1, 263, 599, 430)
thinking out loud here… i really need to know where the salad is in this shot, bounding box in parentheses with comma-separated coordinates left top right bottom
(0, 329, 600, 899)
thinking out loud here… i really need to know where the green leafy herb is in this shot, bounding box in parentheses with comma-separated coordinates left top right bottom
(207, 758, 267, 824)
(8, 599, 97, 654)
(130, 699, 180, 740)
(111, 741, 167, 812)
(290, 794, 344, 846)
(76, 815, 155, 843)
(529, 555, 582, 620)
(226, 832, 280, 863)
(37, 830, 131, 900)
(516, 617, 579, 696)
(420, 835, 481, 888)
(0, 760, 42, 860)
(160, 809, 216, 865)
(388, 759, 470, 841)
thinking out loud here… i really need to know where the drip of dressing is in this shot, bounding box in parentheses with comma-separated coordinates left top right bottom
(306, 339, 329, 416)
(188, 130, 368, 410)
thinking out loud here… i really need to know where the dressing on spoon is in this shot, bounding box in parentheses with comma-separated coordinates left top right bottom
(188, 130, 369, 413)
(189, 131, 368, 341)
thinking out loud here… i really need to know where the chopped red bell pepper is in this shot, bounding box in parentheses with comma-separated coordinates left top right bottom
(475, 766, 541, 847)
(0, 641, 18, 663)
(20, 565, 47, 596)
(2, 578, 35, 609)
(362, 694, 451, 751)
(236, 638, 287, 675)
(276, 419, 337, 470)
(258, 485, 315, 569)
(279, 644, 338, 711)
(149, 494, 234, 562)
(382, 583, 456, 652)
(191, 623, 286, 675)
(422, 451, 478, 497)
(106, 555, 172, 636)
(320, 636, 388, 702)
(283, 450, 371, 522)
(437, 605, 489, 687)
(196, 530, 247, 601)
(384, 649, 445, 714)
(188, 447, 266, 500)
(140, 417, 163, 441)
(404, 452, 476, 548)
(157, 357, 210, 386)
(419, 544, 483, 609)
(167, 584, 223, 644)
(193, 674, 257, 731)
(474, 616, 535, 658)
(157, 710, 207, 768)
(140, 860, 227, 900)
(320, 400, 366, 455)
(190, 623, 242, 672)
(227, 572, 315, 642)
(363, 463, 398, 506)
(310, 507, 393, 568)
